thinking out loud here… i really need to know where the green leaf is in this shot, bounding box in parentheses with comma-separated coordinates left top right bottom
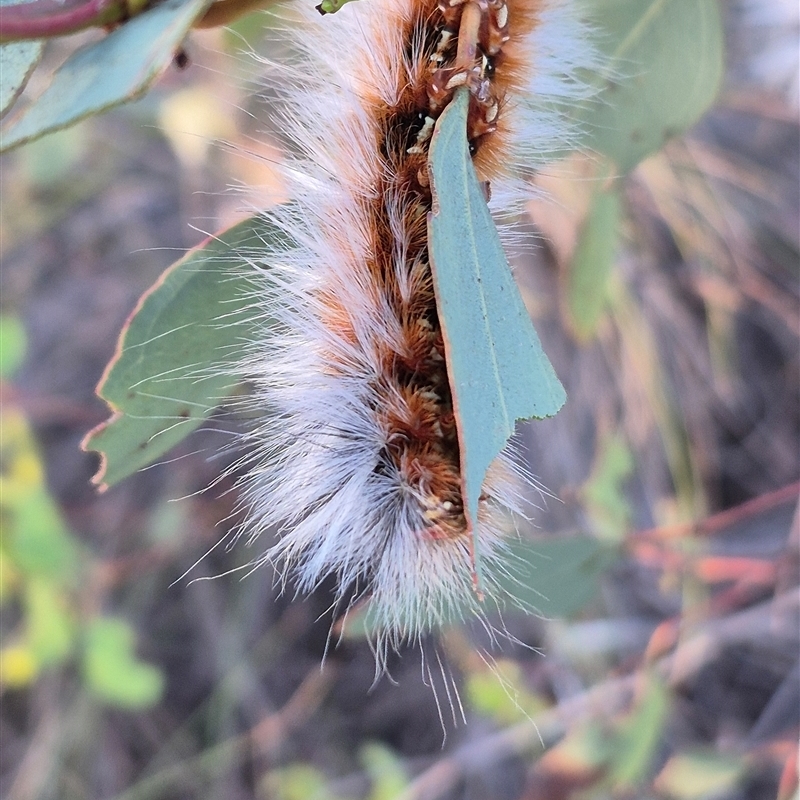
(360, 743, 409, 800)
(0, 0, 43, 120)
(264, 765, 347, 800)
(582, 433, 634, 541)
(565, 184, 621, 342)
(82, 215, 276, 490)
(341, 536, 615, 637)
(316, 0, 358, 13)
(579, 0, 724, 172)
(82, 617, 164, 709)
(10, 487, 79, 581)
(0, 0, 212, 152)
(24, 578, 75, 667)
(428, 87, 566, 576)
(466, 659, 546, 725)
(502, 535, 617, 618)
(0, 314, 27, 377)
(545, 722, 616, 772)
(610, 674, 669, 787)
(654, 751, 744, 800)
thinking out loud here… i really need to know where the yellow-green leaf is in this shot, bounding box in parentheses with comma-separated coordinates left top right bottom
(0, 314, 26, 377)
(361, 743, 409, 800)
(654, 751, 744, 800)
(466, 659, 546, 725)
(25, 578, 75, 666)
(263, 764, 347, 800)
(82, 617, 164, 709)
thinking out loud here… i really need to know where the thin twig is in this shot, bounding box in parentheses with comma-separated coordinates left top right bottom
(634, 481, 799, 541)
(398, 590, 799, 800)
(0, 0, 147, 43)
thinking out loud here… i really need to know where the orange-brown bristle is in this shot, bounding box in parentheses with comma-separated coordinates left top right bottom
(304, 0, 544, 541)
(321, 0, 544, 542)
(472, 0, 543, 176)
(236, 0, 597, 648)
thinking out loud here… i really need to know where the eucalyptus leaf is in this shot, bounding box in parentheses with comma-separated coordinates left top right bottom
(0, 314, 27, 376)
(82, 215, 277, 490)
(582, 433, 634, 541)
(0, 0, 212, 151)
(580, 0, 724, 172)
(25, 579, 75, 667)
(565, 183, 621, 341)
(544, 722, 616, 772)
(2, 412, 80, 580)
(264, 765, 338, 800)
(10, 488, 79, 579)
(0, 39, 42, 120)
(0, 0, 42, 120)
(360, 744, 409, 800)
(467, 660, 546, 724)
(428, 87, 566, 571)
(654, 751, 744, 799)
(342, 534, 616, 639)
(611, 675, 669, 786)
(316, 0, 358, 13)
(82, 617, 164, 709)
(502, 535, 617, 618)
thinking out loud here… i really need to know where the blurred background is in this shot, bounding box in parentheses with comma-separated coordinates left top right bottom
(0, 1, 798, 799)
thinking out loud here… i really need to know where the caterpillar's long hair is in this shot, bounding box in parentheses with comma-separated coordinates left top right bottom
(232, 0, 596, 656)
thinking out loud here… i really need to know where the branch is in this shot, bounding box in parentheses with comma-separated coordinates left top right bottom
(0, 0, 149, 43)
(398, 590, 799, 800)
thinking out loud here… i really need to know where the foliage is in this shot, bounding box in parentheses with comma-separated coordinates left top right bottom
(428, 86, 566, 558)
(0, 0, 726, 525)
(1, 0, 796, 799)
(82, 215, 267, 489)
(1, 319, 162, 708)
(0, 0, 43, 119)
(578, 0, 724, 174)
(0, 0, 214, 151)
(0, 394, 164, 708)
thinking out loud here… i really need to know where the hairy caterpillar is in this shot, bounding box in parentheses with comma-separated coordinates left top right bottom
(233, 0, 595, 654)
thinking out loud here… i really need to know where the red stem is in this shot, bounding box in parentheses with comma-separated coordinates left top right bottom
(0, 0, 135, 42)
(635, 481, 799, 541)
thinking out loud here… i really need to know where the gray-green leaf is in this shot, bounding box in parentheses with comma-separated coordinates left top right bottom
(502, 535, 618, 618)
(0, 0, 42, 119)
(82, 215, 276, 490)
(580, 0, 724, 173)
(565, 183, 621, 341)
(428, 87, 566, 563)
(0, 0, 212, 152)
(0, 42, 42, 119)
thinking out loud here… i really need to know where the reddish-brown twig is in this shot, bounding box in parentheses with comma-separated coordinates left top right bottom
(0, 0, 148, 43)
